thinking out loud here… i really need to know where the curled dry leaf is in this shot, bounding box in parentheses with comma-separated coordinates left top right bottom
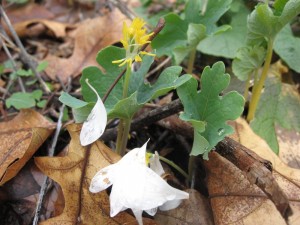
(13, 19, 71, 38)
(44, 10, 128, 82)
(34, 124, 157, 225)
(0, 109, 55, 185)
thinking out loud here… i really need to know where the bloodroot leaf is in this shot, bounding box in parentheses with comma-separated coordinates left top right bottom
(177, 62, 244, 159)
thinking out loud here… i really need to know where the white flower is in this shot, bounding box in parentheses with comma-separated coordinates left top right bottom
(80, 79, 107, 146)
(89, 141, 189, 225)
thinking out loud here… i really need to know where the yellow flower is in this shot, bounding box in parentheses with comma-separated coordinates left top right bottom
(112, 18, 155, 67)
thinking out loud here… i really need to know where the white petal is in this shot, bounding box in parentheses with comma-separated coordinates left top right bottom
(80, 80, 107, 146)
(149, 151, 164, 176)
(159, 199, 182, 211)
(110, 184, 127, 217)
(112, 161, 188, 211)
(145, 207, 157, 216)
(132, 210, 143, 225)
(89, 164, 116, 193)
(121, 139, 149, 165)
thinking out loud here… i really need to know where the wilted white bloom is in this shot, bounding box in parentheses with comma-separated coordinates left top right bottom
(89, 141, 189, 225)
(80, 79, 107, 146)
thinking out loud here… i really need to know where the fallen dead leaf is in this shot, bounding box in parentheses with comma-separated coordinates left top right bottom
(13, 19, 71, 38)
(230, 118, 300, 225)
(43, 9, 128, 82)
(276, 126, 300, 169)
(35, 123, 157, 225)
(205, 151, 287, 225)
(155, 189, 214, 225)
(0, 109, 55, 185)
(6, 3, 54, 24)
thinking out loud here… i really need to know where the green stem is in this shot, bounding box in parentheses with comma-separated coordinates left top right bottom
(119, 119, 132, 156)
(243, 73, 251, 104)
(158, 156, 189, 179)
(116, 63, 132, 155)
(188, 156, 196, 186)
(247, 39, 273, 122)
(116, 121, 125, 154)
(187, 48, 196, 74)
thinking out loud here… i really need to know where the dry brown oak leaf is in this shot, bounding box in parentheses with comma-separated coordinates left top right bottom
(43, 9, 128, 82)
(0, 109, 55, 185)
(35, 123, 157, 225)
(231, 118, 300, 225)
(206, 118, 300, 225)
(205, 151, 288, 225)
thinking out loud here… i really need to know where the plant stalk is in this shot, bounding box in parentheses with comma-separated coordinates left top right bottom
(158, 155, 189, 179)
(243, 73, 251, 104)
(247, 39, 273, 122)
(187, 48, 196, 74)
(116, 63, 132, 155)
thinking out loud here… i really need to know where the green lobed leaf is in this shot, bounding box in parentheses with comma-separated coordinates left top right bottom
(80, 46, 125, 112)
(197, 1, 249, 58)
(274, 25, 300, 73)
(247, 0, 300, 45)
(6, 92, 36, 109)
(59, 92, 87, 108)
(251, 77, 300, 154)
(177, 62, 244, 159)
(173, 23, 206, 65)
(186, 0, 232, 34)
(109, 66, 192, 119)
(232, 45, 266, 81)
(152, 0, 232, 62)
(128, 55, 154, 96)
(151, 13, 188, 57)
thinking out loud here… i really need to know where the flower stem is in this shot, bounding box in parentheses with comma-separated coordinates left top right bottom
(119, 119, 132, 156)
(158, 155, 189, 179)
(188, 155, 196, 187)
(247, 39, 273, 122)
(116, 63, 132, 155)
(243, 73, 251, 104)
(187, 48, 196, 74)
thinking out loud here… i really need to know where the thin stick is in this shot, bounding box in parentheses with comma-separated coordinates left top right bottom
(146, 56, 171, 78)
(0, 36, 26, 95)
(0, 5, 50, 94)
(32, 78, 71, 225)
(101, 98, 183, 141)
(102, 18, 165, 103)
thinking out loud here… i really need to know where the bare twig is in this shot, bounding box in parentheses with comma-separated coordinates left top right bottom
(0, 36, 26, 96)
(146, 56, 171, 78)
(102, 18, 165, 103)
(108, 0, 136, 20)
(32, 78, 72, 225)
(0, 5, 50, 94)
(101, 98, 183, 141)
